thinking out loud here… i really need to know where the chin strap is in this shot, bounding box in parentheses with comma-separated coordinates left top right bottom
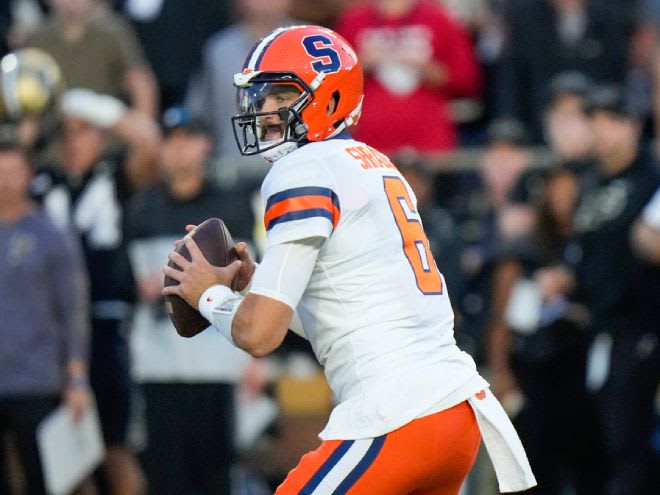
(344, 96, 363, 127)
(260, 140, 299, 162)
(328, 96, 363, 139)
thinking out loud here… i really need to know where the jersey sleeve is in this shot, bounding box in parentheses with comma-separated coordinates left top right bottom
(261, 159, 341, 246)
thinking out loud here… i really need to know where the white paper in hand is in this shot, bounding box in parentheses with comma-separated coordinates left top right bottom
(505, 279, 542, 335)
(37, 399, 105, 495)
(235, 394, 278, 451)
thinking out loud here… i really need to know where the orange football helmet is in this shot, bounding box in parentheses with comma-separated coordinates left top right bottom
(232, 25, 363, 161)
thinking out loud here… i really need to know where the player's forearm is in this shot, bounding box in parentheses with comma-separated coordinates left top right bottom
(231, 293, 291, 357)
(198, 287, 290, 357)
(198, 239, 317, 355)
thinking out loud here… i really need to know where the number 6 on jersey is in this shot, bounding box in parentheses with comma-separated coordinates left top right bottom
(383, 176, 443, 295)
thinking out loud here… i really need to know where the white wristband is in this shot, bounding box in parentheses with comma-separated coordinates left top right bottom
(198, 285, 243, 344)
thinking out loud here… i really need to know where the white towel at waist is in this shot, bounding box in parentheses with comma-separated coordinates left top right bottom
(468, 389, 537, 493)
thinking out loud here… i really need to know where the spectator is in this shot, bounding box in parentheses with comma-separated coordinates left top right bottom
(489, 167, 605, 494)
(122, 0, 233, 111)
(288, 0, 356, 28)
(336, 0, 481, 156)
(543, 72, 595, 166)
(632, 187, 660, 263)
(187, 0, 295, 186)
(543, 86, 660, 495)
(448, 118, 533, 361)
(30, 89, 161, 495)
(0, 142, 90, 495)
(510, 71, 596, 208)
(497, 0, 630, 141)
(125, 107, 254, 495)
(90, 0, 160, 118)
(440, 0, 489, 30)
(25, 0, 158, 117)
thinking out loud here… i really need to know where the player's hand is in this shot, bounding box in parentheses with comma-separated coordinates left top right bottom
(174, 224, 198, 248)
(64, 383, 91, 422)
(162, 236, 242, 309)
(234, 242, 256, 293)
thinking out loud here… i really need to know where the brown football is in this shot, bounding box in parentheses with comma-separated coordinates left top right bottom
(164, 218, 238, 338)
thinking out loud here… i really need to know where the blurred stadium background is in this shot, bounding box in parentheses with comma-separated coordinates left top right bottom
(1, 1, 659, 494)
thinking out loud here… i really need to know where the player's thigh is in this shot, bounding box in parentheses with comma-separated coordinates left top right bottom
(350, 402, 481, 495)
(276, 401, 480, 495)
(276, 435, 418, 495)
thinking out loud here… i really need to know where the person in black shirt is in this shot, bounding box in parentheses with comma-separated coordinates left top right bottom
(541, 85, 660, 495)
(126, 108, 254, 495)
(497, 0, 630, 141)
(31, 89, 160, 495)
(510, 71, 596, 209)
(451, 119, 534, 366)
(494, 167, 605, 495)
(632, 187, 660, 263)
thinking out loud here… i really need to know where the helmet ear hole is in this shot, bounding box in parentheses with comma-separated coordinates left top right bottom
(327, 91, 341, 116)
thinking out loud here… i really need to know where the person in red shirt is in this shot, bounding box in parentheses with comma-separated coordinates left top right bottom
(336, 0, 481, 155)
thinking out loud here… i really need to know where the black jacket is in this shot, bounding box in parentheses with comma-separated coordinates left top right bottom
(572, 148, 660, 334)
(497, 0, 630, 140)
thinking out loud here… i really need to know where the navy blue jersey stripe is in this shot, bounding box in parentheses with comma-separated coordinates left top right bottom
(266, 186, 340, 212)
(266, 208, 334, 231)
(334, 436, 386, 494)
(299, 440, 355, 494)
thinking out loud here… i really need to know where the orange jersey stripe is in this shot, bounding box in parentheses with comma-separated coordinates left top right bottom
(264, 195, 340, 230)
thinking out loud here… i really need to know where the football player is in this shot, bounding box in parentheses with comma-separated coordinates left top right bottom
(164, 25, 536, 494)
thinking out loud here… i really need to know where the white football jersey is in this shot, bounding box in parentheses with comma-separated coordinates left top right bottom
(260, 136, 488, 440)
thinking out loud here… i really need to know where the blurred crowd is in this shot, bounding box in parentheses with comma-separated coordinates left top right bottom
(0, 0, 659, 494)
